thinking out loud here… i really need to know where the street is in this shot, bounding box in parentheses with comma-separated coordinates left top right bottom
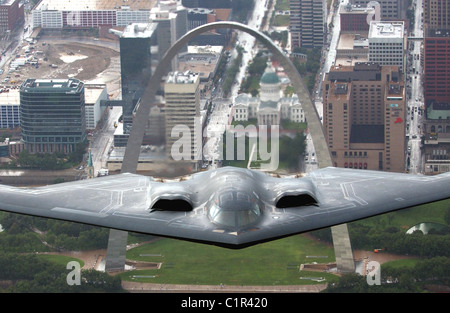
(89, 106, 122, 174)
(405, 0, 424, 174)
(202, 0, 272, 165)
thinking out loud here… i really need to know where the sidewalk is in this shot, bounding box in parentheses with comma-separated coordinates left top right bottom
(121, 281, 327, 293)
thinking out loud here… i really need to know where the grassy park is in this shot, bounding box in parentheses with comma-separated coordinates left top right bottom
(119, 234, 339, 285)
(118, 199, 449, 286)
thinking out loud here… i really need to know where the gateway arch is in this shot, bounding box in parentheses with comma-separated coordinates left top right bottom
(105, 21, 355, 273)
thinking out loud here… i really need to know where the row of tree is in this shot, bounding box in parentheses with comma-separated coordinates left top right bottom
(0, 213, 109, 253)
(313, 223, 450, 259)
(323, 257, 449, 293)
(0, 253, 122, 293)
(291, 47, 323, 93)
(1, 142, 87, 170)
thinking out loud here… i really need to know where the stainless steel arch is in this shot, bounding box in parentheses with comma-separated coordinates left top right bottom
(121, 21, 333, 174)
(106, 21, 354, 273)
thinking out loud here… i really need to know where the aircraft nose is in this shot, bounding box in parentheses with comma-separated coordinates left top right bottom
(206, 189, 262, 230)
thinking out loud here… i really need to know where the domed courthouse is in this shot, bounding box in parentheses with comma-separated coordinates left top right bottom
(232, 61, 305, 125)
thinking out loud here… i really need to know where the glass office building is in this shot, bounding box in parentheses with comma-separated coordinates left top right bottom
(20, 78, 86, 154)
(119, 23, 156, 134)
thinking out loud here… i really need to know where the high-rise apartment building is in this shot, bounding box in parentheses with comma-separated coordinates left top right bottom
(164, 71, 201, 161)
(19, 78, 86, 154)
(368, 21, 406, 73)
(289, 0, 327, 49)
(323, 63, 406, 172)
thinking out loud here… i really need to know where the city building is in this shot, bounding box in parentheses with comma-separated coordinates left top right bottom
(0, 138, 9, 157)
(232, 61, 305, 125)
(187, 7, 214, 30)
(423, 29, 450, 104)
(339, 3, 375, 33)
(150, 0, 188, 71)
(424, 0, 450, 29)
(422, 22, 450, 174)
(290, 0, 327, 49)
(164, 71, 201, 161)
(185, 7, 231, 46)
(323, 62, 406, 173)
(19, 78, 86, 154)
(1, 84, 106, 131)
(177, 45, 223, 85)
(110, 23, 157, 135)
(32, 0, 157, 29)
(0, 88, 20, 129)
(181, 0, 232, 8)
(422, 101, 450, 174)
(335, 32, 369, 65)
(84, 84, 108, 130)
(349, 0, 407, 20)
(0, 0, 24, 32)
(368, 21, 406, 72)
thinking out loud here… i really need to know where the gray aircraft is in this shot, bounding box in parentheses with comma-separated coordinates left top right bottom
(0, 166, 448, 248)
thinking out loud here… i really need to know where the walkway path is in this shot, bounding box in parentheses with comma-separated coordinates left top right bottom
(121, 281, 327, 293)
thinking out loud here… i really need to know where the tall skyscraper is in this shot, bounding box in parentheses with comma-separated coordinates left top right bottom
(164, 71, 201, 161)
(19, 78, 86, 154)
(115, 23, 157, 134)
(150, 1, 188, 71)
(289, 0, 327, 49)
(323, 63, 406, 173)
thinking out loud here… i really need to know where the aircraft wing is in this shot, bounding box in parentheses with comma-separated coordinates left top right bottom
(0, 173, 218, 245)
(0, 167, 448, 248)
(237, 167, 450, 246)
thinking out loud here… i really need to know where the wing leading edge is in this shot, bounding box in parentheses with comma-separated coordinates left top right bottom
(0, 167, 448, 248)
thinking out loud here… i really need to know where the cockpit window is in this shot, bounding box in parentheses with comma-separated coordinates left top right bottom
(207, 190, 262, 230)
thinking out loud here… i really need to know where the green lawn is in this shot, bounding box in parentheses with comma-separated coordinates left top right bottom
(120, 234, 339, 285)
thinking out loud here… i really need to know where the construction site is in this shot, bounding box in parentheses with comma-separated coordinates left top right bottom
(0, 37, 121, 98)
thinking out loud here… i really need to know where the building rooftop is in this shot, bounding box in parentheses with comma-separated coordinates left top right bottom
(85, 84, 106, 105)
(426, 28, 450, 38)
(340, 3, 375, 14)
(0, 88, 20, 105)
(426, 101, 450, 120)
(120, 23, 157, 38)
(178, 47, 222, 82)
(21, 78, 84, 93)
(369, 21, 404, 39)
(0, 0, 18, 6)
(35, 0, 157, 11)
(166, 71, 199, 84)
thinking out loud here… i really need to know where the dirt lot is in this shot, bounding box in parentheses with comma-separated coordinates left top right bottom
(1, 39, 120, 96)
